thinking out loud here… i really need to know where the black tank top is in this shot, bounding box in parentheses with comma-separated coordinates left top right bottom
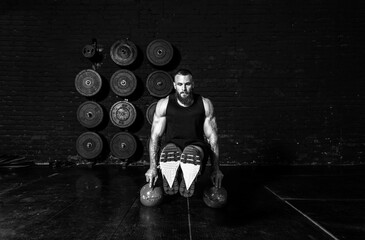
(165, 93, 206, 150)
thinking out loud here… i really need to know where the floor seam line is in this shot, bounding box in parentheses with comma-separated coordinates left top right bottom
(282, 197, 365, 202)
(40, 198, 81, 224)
(187, 197, 193, 240)
(0, 177, 43, 197)
(109, 195, 139, 240)
(265, 186, 340, 240)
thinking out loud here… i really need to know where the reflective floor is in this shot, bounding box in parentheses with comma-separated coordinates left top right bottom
(0, 164, 364, 240)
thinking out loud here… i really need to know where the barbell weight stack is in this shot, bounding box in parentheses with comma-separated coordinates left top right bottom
(110, 38, 138, 66)
(146, 39, 173, 66)
(109, 101, 137, 128)
(75, 69, 102, 97)
(110, 69, 137, 97)
(146, 101, 158, 125)
(146, 70, 173, 98)
(110, 132, 137, 159)
(77, 101, 104, 128)
(76, 132, 103, 159)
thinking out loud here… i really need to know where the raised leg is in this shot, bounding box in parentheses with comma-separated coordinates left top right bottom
(179, 145, 203, 197)
(159, 143, 181, 195)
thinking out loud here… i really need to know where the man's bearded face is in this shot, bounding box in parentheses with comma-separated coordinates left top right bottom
(174, 74, 194, 105)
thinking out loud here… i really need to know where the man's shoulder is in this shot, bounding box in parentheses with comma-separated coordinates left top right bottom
(201, 96, 214, 116)
(158, 95, 169, 106)
(201, 96, 213, 106)
(155, 96, 169, 116)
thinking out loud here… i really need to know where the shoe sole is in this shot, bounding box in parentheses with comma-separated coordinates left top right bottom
(179, 177, 196, 198)
(179, 146, 202, 197)
(160, 143, 181, 195)
(163, 175, 179, 195)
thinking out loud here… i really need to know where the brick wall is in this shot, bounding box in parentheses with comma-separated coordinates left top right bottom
(0, 0, 364, 165)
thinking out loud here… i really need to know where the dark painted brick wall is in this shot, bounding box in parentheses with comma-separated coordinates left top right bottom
(0, 0, 364, 165)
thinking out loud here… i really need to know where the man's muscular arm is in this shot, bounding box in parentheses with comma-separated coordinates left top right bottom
(203, 97, 224, 188)
(145, 97, 167, 187)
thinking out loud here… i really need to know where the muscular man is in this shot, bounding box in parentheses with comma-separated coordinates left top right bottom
(145, 69, 224, 197)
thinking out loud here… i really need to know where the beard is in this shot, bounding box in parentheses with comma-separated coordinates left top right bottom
(175, 91, 194, 106)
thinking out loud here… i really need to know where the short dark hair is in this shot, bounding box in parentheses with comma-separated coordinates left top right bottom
(175, 69, 192, 77)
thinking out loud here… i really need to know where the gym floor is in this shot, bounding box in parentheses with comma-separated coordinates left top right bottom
(0, 164, 364, 240)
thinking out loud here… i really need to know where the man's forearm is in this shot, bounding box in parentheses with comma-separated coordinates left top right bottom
(149, 136, 159, 169)
(208, 133, 220, 170)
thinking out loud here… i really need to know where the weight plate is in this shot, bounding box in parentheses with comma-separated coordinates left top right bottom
(77, 101, 104, 128)
(146, 70, 173, 97)
(110, 132, 137, 159)
(75, 69, 102, 96)
(146, 39, 173, 66)
(76, 132, 103, 159)
(110, 39, 137, 66)
(146, 101, 157, 125)
(110, 69, 137, 97)
(109, 101, 137, 128)
(82, 44, 95, 58)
